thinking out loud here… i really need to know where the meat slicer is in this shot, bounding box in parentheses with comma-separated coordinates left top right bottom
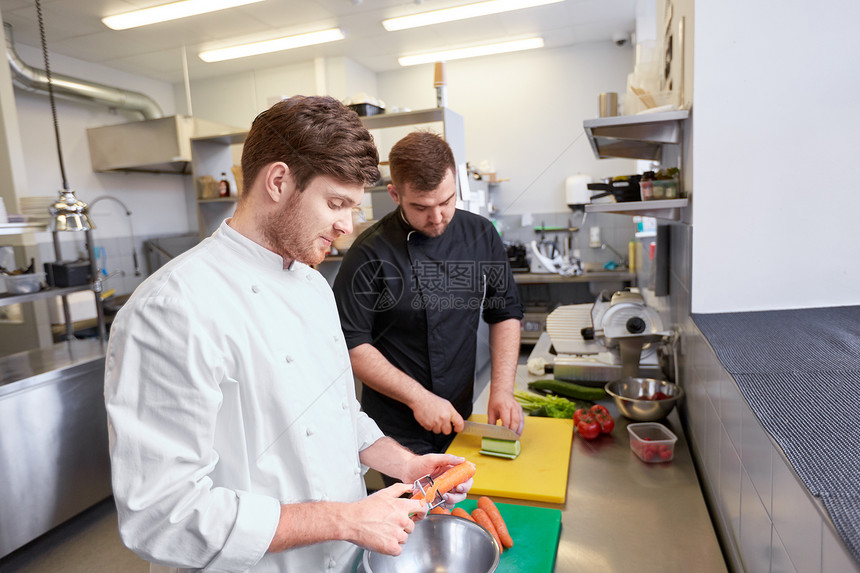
(528, 289, 670, 386)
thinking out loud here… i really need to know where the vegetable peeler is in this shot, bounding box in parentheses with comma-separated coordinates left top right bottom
(413, 474, 446, 511)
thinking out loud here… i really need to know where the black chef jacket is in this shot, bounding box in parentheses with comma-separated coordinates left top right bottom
(333, 207, 524, 454)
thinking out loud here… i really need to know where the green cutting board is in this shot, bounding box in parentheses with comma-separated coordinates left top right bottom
(455, 499, 562, 573)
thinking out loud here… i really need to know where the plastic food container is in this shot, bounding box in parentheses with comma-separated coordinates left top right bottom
(651, 179, 679, 199)
(627, 422, 677, 463)
(3, 272, 46, 294)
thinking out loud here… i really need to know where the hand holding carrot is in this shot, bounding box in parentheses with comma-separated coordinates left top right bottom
(417, 461, 477, 510)
(400, 453, 464, 486)
(343, 482, 426, 556)
(442, 476, 473, 507)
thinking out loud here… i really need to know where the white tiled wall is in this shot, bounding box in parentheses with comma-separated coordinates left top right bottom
(37, 232, 183, 298)
(680, 321, 860, 573)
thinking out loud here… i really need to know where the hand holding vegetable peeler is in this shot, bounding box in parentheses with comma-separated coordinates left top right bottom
(413, 474, 446, 511)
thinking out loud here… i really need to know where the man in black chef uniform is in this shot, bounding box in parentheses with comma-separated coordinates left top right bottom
(333, 132, 524, 479)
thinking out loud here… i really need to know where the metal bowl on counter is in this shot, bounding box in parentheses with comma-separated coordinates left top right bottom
(362, 514, 500, 573)
(605, 377, 684, 422)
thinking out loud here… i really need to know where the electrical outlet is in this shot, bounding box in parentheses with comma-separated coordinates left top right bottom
(589, 226, 601, 248)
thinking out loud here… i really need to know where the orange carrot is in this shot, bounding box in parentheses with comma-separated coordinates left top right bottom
(429, 505, 451, 515)
(451, 507, 475, 521)
(471, 508, 503, 549)
(478, 496, 513, 548)
(422, 461, 476, 505)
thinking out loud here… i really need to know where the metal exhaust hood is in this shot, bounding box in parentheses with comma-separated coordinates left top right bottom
(86, 116, 243, 175)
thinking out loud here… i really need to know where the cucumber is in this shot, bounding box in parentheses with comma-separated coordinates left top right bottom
(481, 437, 521, 459)
(528, 405, 549, 417)
(528, 379, 607, 401)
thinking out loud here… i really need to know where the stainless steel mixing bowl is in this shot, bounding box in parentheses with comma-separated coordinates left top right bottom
(362, 514, 500, 573)
(605, 377, 684, 421)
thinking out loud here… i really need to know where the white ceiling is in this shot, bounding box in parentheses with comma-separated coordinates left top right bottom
(0, 0, 636, 83)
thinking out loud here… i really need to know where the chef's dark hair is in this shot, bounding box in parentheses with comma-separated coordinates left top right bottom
(241, 95, 379, 194)
(389, 131, 455, 192)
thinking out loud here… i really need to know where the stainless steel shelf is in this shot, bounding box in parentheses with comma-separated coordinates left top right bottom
(0, 222, 48, 236)
(0, 285, 93, 308)
(360, 107, 453, 130)
(365, 185, 391, 193)
(586, 198, 689, 220)
(583, 109, 689, 161)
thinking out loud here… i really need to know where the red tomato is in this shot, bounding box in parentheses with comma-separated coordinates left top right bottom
(590, 404, 610, 417)
(648, 445, 660, 461)
(658, 444, 673, 460)
(596, 413, 615, 434)
(573, 408, 588, 425)
(651, 391, 670, 400)
(576, 418, 600, 440)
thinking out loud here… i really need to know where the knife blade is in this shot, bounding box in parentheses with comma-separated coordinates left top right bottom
(460, 420, 520, 441)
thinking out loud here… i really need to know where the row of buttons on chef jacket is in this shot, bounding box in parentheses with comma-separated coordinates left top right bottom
(251, 271, 362, 571)
(244, 268, 359, 571)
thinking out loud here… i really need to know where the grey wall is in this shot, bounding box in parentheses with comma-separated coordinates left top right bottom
(377, 41, 637, 216)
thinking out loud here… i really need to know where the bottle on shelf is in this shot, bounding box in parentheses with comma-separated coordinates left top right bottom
(640, 170, 655, 201)
(434, 62, 447, 108)
(219, 172, 231, 198)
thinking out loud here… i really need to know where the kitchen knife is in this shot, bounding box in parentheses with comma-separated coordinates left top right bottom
(460, 420, 520, 441)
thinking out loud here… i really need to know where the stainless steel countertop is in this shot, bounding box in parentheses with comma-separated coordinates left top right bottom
(513, 270, 635, 284)
(473, 364, 727, 573)
(0, 339, 105, 396)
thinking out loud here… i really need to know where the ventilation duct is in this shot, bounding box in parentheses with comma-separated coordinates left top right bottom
(4, 22, 162, 120)
(4, 22, 241, 174)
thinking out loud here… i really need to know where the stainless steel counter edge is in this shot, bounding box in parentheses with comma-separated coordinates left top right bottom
(0, 338, 106, 396)
(472, 364, 727, 573)
(513, 270, 635, 284)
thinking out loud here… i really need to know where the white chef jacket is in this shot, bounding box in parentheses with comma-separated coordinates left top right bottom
(105, 220, 384, 573)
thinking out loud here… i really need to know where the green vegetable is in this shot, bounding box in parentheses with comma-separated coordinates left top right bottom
(515, 390, 592, 419)
(544, 401, 578, 419)
(529, 405, 549, 417)
(481, 437, 521, 459)
(528, 379, 607, 401)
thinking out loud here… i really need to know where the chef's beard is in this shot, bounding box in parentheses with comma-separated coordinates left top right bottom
(400, 207, 451, 238)
(262, 192, 327, 266)
(420, 221, 449, 238)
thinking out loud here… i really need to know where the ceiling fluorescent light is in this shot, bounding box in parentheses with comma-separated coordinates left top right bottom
(398, 37, 544, 66)
(103, 0, 265, 31)
(383, 0, 564, 32)
(199, 28, 345, 62)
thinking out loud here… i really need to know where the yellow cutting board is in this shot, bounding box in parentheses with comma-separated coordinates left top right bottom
(445, 414, 573, 504)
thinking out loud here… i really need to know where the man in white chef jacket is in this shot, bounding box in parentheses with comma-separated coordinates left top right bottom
(104, 96, 472, 573)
